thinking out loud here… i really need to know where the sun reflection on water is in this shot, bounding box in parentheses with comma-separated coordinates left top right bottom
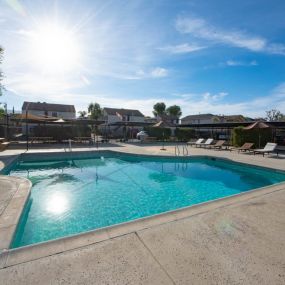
(46, 193, 69, 214)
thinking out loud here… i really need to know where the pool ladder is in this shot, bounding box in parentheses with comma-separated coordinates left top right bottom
(175, 144, 189, 156)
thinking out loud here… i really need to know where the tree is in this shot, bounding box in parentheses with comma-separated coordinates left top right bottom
(88, 103, 102, 120)
(78, 110, 87, 118)
(166, 105, 182, 118)
(153, 102, 166, 117)
(88, 103, 103, 134)
(265, 109, 285, 121)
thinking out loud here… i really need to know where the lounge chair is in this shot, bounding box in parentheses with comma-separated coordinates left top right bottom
(237, 142, 254, 153)
(187, 138, 204, 147)
(209, 140, 226, 150)
(0, 142, 10, 152)
(200, 138, 214, 148)
(253, 143, 278, 157)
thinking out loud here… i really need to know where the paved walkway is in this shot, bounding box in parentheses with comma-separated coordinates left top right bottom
(0, 185, 284, 284)
(0, 142, 284, 170)
(0, 143, 285, 284)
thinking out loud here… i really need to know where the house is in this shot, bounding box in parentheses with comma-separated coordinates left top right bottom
(181, 114, 217, 125)
(103, 108, 145, 124)
(101, 107, 145, 138)
(22, 102, 76, 119)
(181, 113, 253, 125)
(156, 114, 180, 126)
(219, 115, 253, 123)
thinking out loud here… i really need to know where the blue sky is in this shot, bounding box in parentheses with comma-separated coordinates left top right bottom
(0, 0, 285, 117)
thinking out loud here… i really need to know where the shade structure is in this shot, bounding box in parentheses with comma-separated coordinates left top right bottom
(152, 120, 173, 128)
(243, 121, 271, 130)
(53, 118, 66, 123)
(12, 113, 58, 122)
(243, 121, 273, 148)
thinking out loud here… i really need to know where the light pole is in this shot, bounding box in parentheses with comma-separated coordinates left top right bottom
(160, 131, 166, 151)
(25, 102, 31, 151)
(0, 102, 7, 139)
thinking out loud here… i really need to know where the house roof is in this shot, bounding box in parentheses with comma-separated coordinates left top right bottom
(181, 114, 214, 121)
(103, 107, 144, 117)
(22, 102, 76, 113)
(219, 115, 251, 122)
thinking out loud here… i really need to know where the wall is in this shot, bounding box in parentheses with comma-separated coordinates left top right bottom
(22, 110, 75, 119)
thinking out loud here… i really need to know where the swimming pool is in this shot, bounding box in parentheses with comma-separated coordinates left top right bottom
(4, 152, 285, 248)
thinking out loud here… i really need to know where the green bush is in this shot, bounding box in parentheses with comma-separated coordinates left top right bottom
(232, 126, 272, 147)
(174, 128, 195, 141)
(144, 127, 171, 139)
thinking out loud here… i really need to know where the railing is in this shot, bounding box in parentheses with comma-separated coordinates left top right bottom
(175, 144, 189, 156)
(175, 144, 180, 156)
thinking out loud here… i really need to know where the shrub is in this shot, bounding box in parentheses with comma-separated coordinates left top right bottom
(232, 126, 272, 147)
(144, 127, 171, 139)
(174, 128, 195, 141)
(33, 125, 91, 141)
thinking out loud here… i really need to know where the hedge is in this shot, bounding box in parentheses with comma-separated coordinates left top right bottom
(174, 128, 195, 141)
(33, 125, 91, 141)
(143, 127, 171, 139)
(231, 126, 272, 147)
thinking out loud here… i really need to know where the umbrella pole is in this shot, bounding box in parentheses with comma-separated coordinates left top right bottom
(160, 131, 166, 151)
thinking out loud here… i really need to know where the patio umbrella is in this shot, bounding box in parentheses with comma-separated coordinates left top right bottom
(243, 121, 272, 148)
(152, 121, 172, 150)
(153, 120, 173, 128)
(53, 118, 66, 123)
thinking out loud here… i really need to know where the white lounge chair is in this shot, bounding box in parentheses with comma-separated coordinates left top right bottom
(253, 143, 277, 157)
(187, 138, 204, 147)
(200, 138, 214, 148)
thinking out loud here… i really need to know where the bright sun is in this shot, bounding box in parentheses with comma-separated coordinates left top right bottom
(30, 23, 80, 73)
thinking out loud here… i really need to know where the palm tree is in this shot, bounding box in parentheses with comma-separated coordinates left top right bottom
(88, 102, 103, 134)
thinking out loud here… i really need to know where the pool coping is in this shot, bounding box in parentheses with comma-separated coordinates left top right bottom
(0, 176, 31, 253)
(2, 149, 285, 173)
(0, 149, 285, 268)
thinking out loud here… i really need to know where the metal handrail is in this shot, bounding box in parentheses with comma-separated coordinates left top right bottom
(175, 144, 180, 156)
(182, 144, 189, 156)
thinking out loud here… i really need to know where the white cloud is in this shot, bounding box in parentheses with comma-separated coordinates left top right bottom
(5, 83, 285, 118)
(150, 67, 168, 78)
(4, 72, 89, 96)
(175, 16, 285, 55)
(95, 67, 169, 80)
(225, 60, 258, 66)
(159, 43, 206, 54)
(203, 92, 228, 101)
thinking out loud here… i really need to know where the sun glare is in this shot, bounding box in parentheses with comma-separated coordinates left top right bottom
(30, 23, 80, 73)
(47, 192, 69, 214)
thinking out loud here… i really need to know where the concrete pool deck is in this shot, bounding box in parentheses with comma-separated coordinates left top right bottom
(0, 143, 285, 284)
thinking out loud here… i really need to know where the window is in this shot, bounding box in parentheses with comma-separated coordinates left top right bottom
(52, 112, 58, 117)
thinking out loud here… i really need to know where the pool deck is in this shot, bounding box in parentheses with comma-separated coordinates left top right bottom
(0, 143, 285, 284)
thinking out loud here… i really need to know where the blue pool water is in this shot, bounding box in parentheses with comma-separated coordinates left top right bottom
(4, 152, 285, 248)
